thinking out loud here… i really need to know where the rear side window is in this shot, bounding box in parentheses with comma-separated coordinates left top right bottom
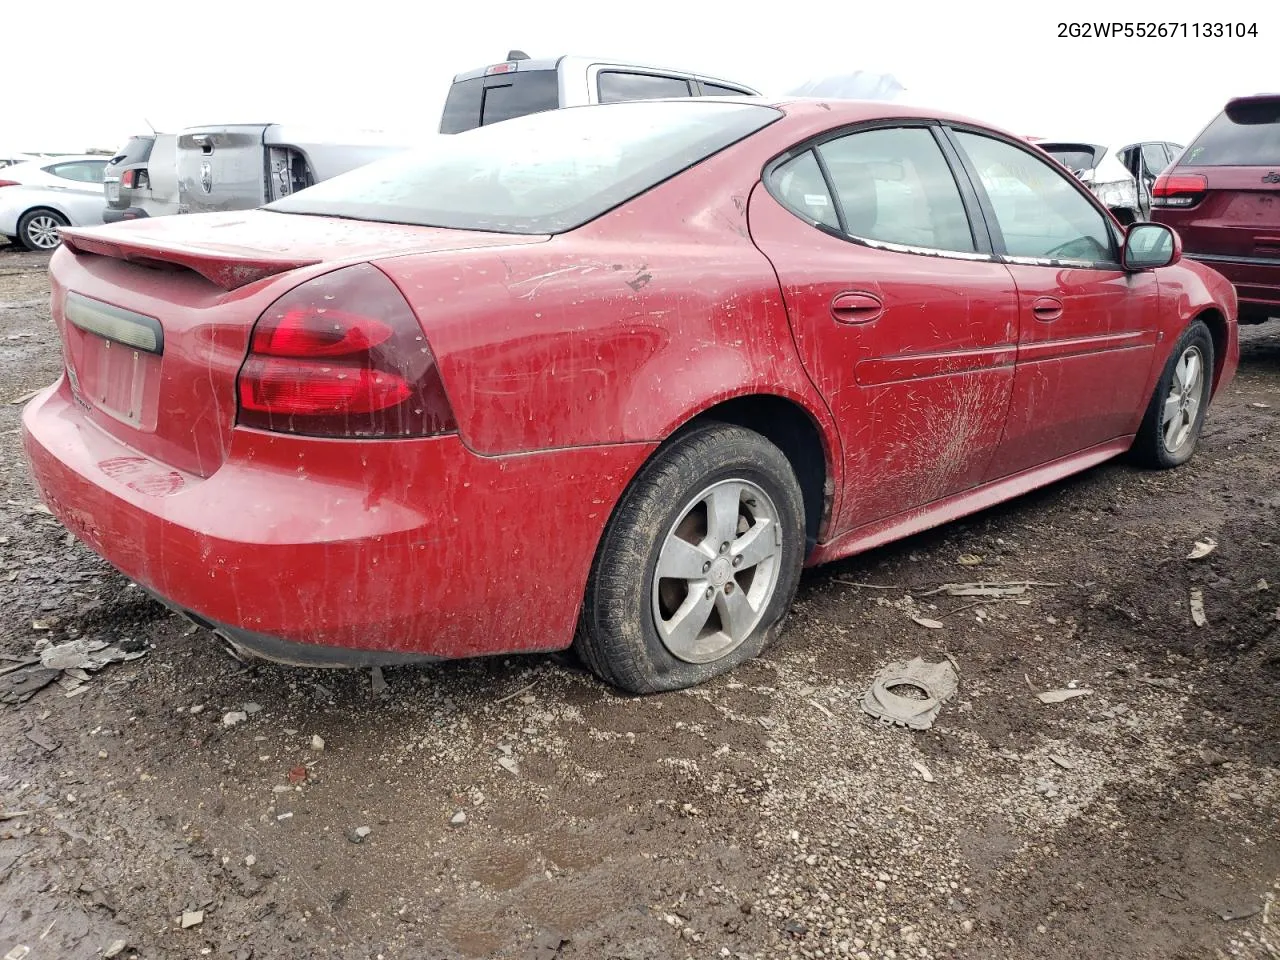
(1183, 106, 1280, 165)
(439, 71, 559, 134)
(268, 101, 780, 235)
(598, 72, 692, 103)
(817, 127, 976, 253)
(47, 161, 106, 183)
(701, 82, 751, 97)
(770, 151, 839, 229)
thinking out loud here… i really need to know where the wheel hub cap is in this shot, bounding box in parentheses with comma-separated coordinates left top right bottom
(708, 557, 732, 587)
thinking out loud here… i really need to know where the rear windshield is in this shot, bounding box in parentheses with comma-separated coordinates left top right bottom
(440, 70, 560, 134)
(108, 136, 154, 167)
(268, 100, 781, 235)
(1039, 144, 1103, 173)
(1183, 106, 1280, 166)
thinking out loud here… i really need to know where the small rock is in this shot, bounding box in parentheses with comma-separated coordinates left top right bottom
(103, 941, 128, 959)
(912, 761, 935, 783)
(222, 711, 248, 728)
(961, 919, 975, 934)
(497, 756, 520, 776)
(181, 910, 204, 929)
(347, 826, 373, 844)
(450, 811, 467, 826)
(189, 704, 205, 715)
(310, 735, 325, 752)
(287, 765, 308, 785)
(242, 702, 263, 715)
(874, 881, 887, 893)
(370, 666, 387, 697)
(272, 785, 290, 794)
(97, 750, 108, 760)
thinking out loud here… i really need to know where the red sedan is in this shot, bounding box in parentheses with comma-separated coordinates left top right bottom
(22, 99, 1238, 693)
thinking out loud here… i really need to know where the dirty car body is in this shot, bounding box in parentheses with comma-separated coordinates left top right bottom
(22, 99, 1239, 693)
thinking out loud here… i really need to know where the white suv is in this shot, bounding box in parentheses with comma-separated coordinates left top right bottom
(440, 51, 761, 134)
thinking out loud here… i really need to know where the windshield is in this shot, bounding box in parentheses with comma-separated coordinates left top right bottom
(1039, 143, 1103, 173)
(1183, 106, 1280, 165)
(269, 100, 781, 235)
(440, 71, 560, 134)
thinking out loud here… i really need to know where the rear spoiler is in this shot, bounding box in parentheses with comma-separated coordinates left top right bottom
(1225, 94, 1280, 125)
(59, 228, 321, 291)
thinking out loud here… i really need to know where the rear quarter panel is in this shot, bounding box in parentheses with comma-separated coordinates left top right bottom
(372, 129, 840, 467)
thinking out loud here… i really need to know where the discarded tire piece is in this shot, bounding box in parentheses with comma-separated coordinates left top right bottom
(861, 657, 959, 731)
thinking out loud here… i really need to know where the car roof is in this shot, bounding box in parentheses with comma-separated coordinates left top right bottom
(449, 54, 760, 93)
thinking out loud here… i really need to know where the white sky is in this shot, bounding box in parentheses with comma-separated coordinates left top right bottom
(5, 0, 1274, 154)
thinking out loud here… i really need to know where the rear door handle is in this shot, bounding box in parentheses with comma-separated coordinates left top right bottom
(831, 292, 884, 324)
(1032, 296, 1064, 322)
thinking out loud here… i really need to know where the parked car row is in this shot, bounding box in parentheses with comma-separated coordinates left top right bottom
(1035, 139, 1184, 224)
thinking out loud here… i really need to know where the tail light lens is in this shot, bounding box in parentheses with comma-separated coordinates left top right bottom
(121, 170, 136, 188)
(0, 180, 18, 188)
(236, 263, 457, 439)
(1152, 173, 1208, 208)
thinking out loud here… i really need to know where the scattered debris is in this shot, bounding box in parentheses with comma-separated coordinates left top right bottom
(0, 810, 31, 821)
(3, 947, 31, 960)
(7, 388, 41, 405)
(1034, 778, 1060, 798)
(102, 941, 128, 959)
(24, 726, 58, 753)
(1049, 754, 1077, 770)
(912, 761, 935, 783)
(242, 702, 263, 715)
(181, 910, 204, 928)
(807, 698, 835, 720)
(1250, 402, 1270, 409)
(495, 678, 541, 706)
(450, 811, 468, 826)
(0, 667, 59, 705)
(1137, 675, 1182, 692)
(310, 734, 325, 752)
(370, 666, 387, 697)
(348, 826, 372, 844)
(276, 812, 293, 821)
(222, 711, 248, 728)
(1190, 588, 1207, 627)
(287, 765, 308, 785)
(1036, 688, 1094, 704)
(911, 616, 944, 630)
(1218, 902, 1262, 922)
(956, 554, 983, 566)
(497, 756, 520, 776)
(1187, 538, 1218, 560)
(861, 658, 960, 731)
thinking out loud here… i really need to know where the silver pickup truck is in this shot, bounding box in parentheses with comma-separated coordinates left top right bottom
(173, 124, 411, 215)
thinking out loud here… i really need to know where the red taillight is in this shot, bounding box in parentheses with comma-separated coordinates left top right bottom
(1152, 173, 1208, 208)
(0, 180, 18, 188)
(121, 170, 136, 188)
(236, 263, 457, 439)
(484, 63, 515, 75)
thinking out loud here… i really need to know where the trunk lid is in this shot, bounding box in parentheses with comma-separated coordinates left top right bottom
(51, 212, 547, 477)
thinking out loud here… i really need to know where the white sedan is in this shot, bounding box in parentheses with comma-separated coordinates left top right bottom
(0, 155, 109, 251)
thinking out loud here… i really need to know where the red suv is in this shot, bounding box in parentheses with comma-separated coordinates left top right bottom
(1151, 94, 1280, 324)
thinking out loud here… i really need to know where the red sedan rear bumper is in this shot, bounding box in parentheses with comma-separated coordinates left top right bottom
(22, 377, 651, 665)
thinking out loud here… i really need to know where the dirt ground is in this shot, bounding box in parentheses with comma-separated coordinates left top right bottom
(0, 238, 1276, 960)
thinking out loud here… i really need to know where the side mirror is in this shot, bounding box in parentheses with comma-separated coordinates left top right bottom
(1122, 222, 1181, 271)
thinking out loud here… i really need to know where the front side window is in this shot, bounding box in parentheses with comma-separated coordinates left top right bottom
(953, 131, 1115, 264)
(47, 161, 106, 183)
(598, 72, 692, 103)
(816, 127, 975, 252)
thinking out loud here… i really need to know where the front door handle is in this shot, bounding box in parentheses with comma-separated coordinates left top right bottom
(1032, 296, 1064, 322)
(831, 292, 884, 324)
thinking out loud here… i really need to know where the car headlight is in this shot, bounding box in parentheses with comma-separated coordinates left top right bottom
(1090, 179, 1138, 210)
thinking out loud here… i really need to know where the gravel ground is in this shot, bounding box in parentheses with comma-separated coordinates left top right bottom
(0, 238, 1277, 960)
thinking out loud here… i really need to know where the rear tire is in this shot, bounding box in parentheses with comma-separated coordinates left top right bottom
(16, 208, 68, 251)
(1131, 320, 1214, 469)
(575, 423, 805, 694)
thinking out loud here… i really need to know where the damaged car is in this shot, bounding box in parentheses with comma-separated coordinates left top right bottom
(23, 98, 1238, 693)
(1036, 140, 1183, 223)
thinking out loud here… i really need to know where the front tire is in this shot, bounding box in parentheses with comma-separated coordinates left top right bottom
(1132, 320, 1214, 469)
(575, 423, 806, 694)
(16, 209, 68, 251)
